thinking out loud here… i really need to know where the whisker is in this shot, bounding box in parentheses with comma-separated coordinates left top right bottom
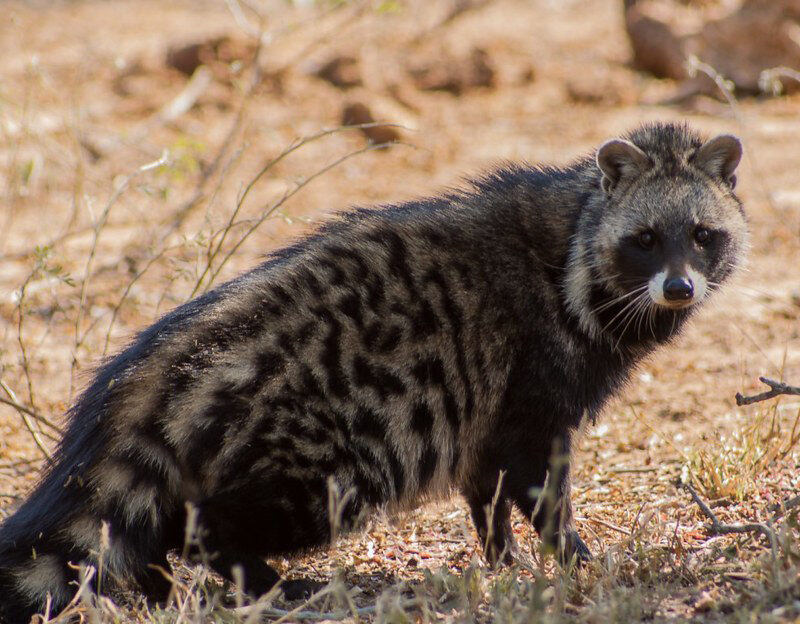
(634, 295, 652, 339)
(592, 285, 648, 314)
(611, 292, 648, 352)
(728, 284, 776, 299)
(600, 291, 649, 335)
(647, 302, 657, 339)
(592, 291, 637, 313)
(607, 290, 649, 346)
(619, 293, 651, 349)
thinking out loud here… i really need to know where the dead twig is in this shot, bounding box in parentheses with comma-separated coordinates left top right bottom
(164, 30, 265, 234)
(196, 131, 411, 295)
(101, 242, 181, 356)
(130, 66, 214, 147)
(233, 599, 418, 621)
(0, 379, 56, 462)
(233, 604, 377, 621)
(735, 377, 800, 406)
(69, 151, 170, 398)
(770, 494, 800, 520)
(679, 482, 776, 550)
(576, 516, 632, 536)
(0, 380, 63, 435)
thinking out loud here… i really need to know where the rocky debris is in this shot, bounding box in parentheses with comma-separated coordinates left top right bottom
(625, 3, 687, 80)
(341, 102, 402, 145)
(407, 47, 495, 94)
(565, 65, 638, 105)
(689, 0, 800, 94)
(314, 55, 363, 89)
(166, 35, 254, 81)
(623, 0, 800, 95)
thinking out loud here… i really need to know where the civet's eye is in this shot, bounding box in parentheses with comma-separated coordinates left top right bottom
(694, 226, 710, 245)
(638, 230, 655, 249)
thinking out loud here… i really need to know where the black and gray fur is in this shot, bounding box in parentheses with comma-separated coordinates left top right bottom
(0, 122, 746, 622)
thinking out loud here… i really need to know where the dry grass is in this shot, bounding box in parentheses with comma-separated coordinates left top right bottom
(684, 400, 800, 502)
(1, 0, 799, 621)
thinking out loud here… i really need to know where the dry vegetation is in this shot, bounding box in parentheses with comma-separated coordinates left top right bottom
(1, 0, 799, 621)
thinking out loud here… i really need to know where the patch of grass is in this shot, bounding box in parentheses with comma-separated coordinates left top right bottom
(683, 401, 800, 501)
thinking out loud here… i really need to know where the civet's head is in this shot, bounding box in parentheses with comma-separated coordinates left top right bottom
(568, 123, 747, 346)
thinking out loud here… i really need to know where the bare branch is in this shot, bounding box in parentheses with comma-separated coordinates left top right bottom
(0, 379, 55, 461)
(770, 494, 800, 520)
(102, 243, 179, 356)
(233, 604, 377, 621)
(164, 26, 266, 234)
(678, 482, 777, 549)
(0, 391, 63, 435)
(576, 515, 632, 536)
(232, 599, 418, 621)
(199, 135, 411, 294)
(70, 151, 170, 398)
(735, 376, 800, 406)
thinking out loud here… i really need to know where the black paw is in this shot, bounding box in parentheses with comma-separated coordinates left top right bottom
(281, 578, 325, 601)
(484, 540, 517, 568)
(560, 529, 592, 566)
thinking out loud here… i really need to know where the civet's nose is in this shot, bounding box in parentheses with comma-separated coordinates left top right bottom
(663, 276, 694, 301)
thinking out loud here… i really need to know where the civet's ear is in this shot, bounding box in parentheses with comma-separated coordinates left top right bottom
(692, 134, 742, 188)
(596, 139, 652, 194)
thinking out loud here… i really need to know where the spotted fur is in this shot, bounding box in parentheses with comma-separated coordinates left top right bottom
(0, 122, 746, 622)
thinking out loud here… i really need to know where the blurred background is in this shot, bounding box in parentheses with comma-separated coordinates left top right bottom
(1, 1, 799, 621)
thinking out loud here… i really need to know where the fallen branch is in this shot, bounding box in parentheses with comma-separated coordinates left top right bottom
(231, 604, 378, 621)
(576, 515, 632, 536)
(0, 379, 56, 461)
(679, 482, 776, 550)
(735, 377, 800, 406)
(770, 494, 800, 520)
(0, 383, 63, 435)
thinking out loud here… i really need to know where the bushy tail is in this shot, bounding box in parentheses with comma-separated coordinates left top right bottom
(0, 376, 119, 622)
(0, 401, 184, 620)
(0, 287, 221, 623)
(0, 463, 93, 621)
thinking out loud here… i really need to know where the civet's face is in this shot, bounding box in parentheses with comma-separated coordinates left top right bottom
(568, 131, 748, 346)
(609, 176, 746, 311)
(595, 134, 747, 312)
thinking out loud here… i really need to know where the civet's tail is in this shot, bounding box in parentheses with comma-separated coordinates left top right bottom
(0, 298, 213, 623)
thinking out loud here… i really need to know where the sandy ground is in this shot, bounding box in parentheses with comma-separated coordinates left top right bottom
(0, 0, 799, 620)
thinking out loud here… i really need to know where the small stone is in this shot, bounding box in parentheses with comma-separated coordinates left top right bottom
(167, 41, 211, 76)
(314, 56, 362, 89)
(625, 5, 687, 80)
(408, 47, 495, 95)
(342, 102, 401, 146)
(166, 36, 253, 81)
